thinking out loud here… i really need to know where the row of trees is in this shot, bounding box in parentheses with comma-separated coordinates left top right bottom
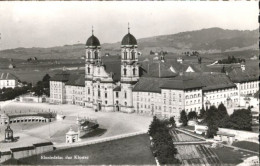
(203, 103, 252, 138)
(0, 85, 32, 101)
(31, 74, 51, 97)
(178, 103, 252, 138)
(218, 56, 245, 64)
(148, 116, 179, 165)
(179, 110, 198, 126)
(0, 74, 51, 101)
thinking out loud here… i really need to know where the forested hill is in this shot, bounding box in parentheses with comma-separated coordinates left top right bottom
(0, 27, 258, 59)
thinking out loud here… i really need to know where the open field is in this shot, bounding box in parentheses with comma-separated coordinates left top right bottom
(211, 146, 257, 165)
(3, 134, 156, 165)
(232, 141, 259, 153)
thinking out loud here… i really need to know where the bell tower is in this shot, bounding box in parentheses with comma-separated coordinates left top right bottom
(121, 23, 139, 83)
(85, 26, 101, 80)
(85, 27, 101, 108)
(120, 24, 139, 113)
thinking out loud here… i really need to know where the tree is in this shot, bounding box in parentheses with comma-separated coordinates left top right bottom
(229, 109, 252, 131)
(179, 110, 188, 126)
(198, 57, 202, 64)
(188, 111, 198, 120)
(199, 107, 206, 119)
(221, 66, 226, 73)
(148, 116, 160, 137)
(217, 103, 228, 119)
(206, 121, 218, 138)
(169, 117, 176, 128)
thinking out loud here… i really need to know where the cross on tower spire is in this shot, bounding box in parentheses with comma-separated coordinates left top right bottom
(128, 22, 130, 34)
(92, 26, 94, 35)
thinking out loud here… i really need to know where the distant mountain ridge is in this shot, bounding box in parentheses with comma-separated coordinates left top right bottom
(0, 27, 258, 59)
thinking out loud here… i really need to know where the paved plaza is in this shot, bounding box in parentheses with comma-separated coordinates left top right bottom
(0, 102, 153, 151)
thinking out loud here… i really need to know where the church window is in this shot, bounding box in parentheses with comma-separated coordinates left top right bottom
(105, 93, 107, 98)
(88, 88, 90, 94)
(133, 68, 136, 76)
(87, 67, 90, 74)
(123, 68, 127, 76)
(125, 92, 127, 98)
(116, 92, 119, 98)
(124, 51, 127, 60)
(88, 51, 91, 59)
(98, 90, 101, 97)
(131, 50, 135, 60)
(94, 51, 98, 59)
(105, 101, 107, 104)
(125, 102, 127, 106)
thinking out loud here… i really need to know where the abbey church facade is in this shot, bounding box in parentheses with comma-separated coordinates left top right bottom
(49, 28, 259, 119)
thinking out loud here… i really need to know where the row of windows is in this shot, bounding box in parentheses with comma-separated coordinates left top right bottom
(88, 90, 125, 99)
(123, 68, 137, 76)
(185, 94, 201, 99)
(185, 99, 201, 105)
(87, 51, 99, 59)
(206, 92, 238, 99)
(122, 50, 136, 60)
(186, 107, 200, 112)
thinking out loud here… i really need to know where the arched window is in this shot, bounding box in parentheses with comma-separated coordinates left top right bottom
(88, 88, 90, 94)
(98, 90, 101, 97)
(125, 92, 127, 98)
(124, 51, 127, 60)
(94, 51, 98, 59)
(133, 68, 136, 76)
(87, 67, 90, 74)
(123, 68, 127, 76)
(125, 102, 127, 106)
(131, 50, 135, 60)
(88, 51, 91, 59)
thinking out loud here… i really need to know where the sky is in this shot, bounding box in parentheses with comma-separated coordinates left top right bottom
(0, 1, 258, 50)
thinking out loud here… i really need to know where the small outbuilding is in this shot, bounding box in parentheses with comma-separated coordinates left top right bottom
(214, 131, 235, 144)
(66, 127, 79, 143)
(5, 125, 14, 142)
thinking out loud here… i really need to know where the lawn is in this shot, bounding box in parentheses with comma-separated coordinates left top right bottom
(3, 134, 156, 165)
(211, 146, 256, 165)
(232, 141, 259, 152)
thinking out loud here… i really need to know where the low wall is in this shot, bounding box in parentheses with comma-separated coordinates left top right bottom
(218, 128, 259, 143)
(56, 130, 147, 149)
(0, 142, 54, 163)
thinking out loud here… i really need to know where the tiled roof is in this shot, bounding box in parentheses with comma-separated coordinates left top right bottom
(0, 73, 19, 80)
(102, 56, 121, 82)
(66, 74, 85, 87)
(50, 71, 70, 82)
(160, 76, 204, 90)
(113, 86, 121, 91)
(140, 61, 178, 78)
(133, 77, 170, 93)
(33, 142, 53, 147)
(185, 73, 236, 91)
(11, 146, 35, 152)
(228, 66, 258, 83)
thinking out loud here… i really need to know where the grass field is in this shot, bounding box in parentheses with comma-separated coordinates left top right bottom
(232, 141, 259, 153)
(4, 134, 156, 165)
(211, 146, 256, 165)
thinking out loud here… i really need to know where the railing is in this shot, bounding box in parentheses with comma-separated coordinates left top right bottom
(55, 130, 147, 149)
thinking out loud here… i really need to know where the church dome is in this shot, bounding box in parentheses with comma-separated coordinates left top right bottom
(86, 35, 100, 47)
(121, 33, 137, 46)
